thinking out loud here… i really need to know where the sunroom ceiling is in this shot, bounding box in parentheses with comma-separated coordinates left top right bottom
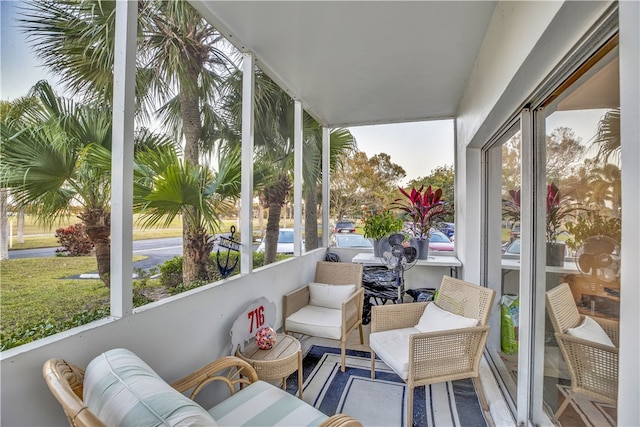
(190, 1, 496, 127)
(190, 1, 497, 128)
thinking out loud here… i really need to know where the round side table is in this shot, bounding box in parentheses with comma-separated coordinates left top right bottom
(236, 333, 303, 398)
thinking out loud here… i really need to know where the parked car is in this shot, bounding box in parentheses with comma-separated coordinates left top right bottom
(333, 221, 356, 233)
(256, 228, 302, 254)
(438, 222, 456, 239)
(509, 223, 520, 242)
(330, 233, 373, 248)
(428, 230, 455, 251)
(502, 238, 521, 257)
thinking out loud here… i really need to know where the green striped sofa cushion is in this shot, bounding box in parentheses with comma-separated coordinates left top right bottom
(208, 380, 328, 426)
(84, 348, 216, 426)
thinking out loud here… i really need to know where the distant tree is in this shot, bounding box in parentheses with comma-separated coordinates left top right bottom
(546, 127, 585, 184)
(330, 151, 405, 220)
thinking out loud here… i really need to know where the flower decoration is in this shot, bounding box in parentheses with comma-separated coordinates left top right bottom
(392, 185, 448, 240)
(255, 326, 277, 350)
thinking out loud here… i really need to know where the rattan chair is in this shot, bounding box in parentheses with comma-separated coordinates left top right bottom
(283, 261, 364, 372)
(369, 276, 495, 426)
(43, 355, 362, 427)
(545, 282, 618, 420)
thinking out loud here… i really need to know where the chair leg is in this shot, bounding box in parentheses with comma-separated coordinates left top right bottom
(407, 384, 414, 427)
(555, 389, 574, 420)
(371, 350, 376, 379)
(473, 377, 489, 411)
(341, 341, 346, 372)
(358, 324, 364, 345)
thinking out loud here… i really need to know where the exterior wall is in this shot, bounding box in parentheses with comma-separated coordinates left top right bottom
(618, 1, 640, 424)
(456, 0, 638, 424)
(0, 251, 325, 426)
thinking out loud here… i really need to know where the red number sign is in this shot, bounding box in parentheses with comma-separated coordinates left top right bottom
(247, 305, 265, 333)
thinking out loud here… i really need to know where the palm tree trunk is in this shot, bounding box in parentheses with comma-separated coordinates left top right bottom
(183, 227, 214, 284)
(79, 208, 111, 287)
(264, 202, 283, 265)
(304, 187, 319, 251)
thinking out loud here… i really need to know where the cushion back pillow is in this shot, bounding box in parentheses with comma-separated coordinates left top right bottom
(84, 348, 216, 426)
(309, 282, 356, 309)
(567, 315, 615, 347)
(415, 302, 478, 333)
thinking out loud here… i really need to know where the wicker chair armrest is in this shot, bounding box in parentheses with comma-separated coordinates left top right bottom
(320, 413, 364, 427)
(407, 326, 490, 383)
(43, 359, 106, 427)
(593, 317, 620, 346)
(371, 302, 428, 333)
(283, 286, 310, 319)
(557, 333, 620, 356)
(342, 288, 365, 331)
(171, 356, 259, 400)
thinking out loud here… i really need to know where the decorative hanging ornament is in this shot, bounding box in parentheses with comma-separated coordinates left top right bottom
(255, 326, 277, 350)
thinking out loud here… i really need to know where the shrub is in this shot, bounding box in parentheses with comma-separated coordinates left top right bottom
(55, 223, 93, 256)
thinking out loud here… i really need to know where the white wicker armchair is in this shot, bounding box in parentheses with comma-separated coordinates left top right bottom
(545, 282, 618, 420)
(369, 276, 495, 426)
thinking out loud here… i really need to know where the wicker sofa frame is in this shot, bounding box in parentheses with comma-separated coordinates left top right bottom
(43, 355, 361, 427)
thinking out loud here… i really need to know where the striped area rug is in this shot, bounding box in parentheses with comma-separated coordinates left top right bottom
(287, 345, 487, 427)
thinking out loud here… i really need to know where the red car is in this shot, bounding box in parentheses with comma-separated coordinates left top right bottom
(428, 230, 455, 251)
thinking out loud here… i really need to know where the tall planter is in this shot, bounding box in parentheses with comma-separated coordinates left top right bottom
(417, 239, 430, 260)
(546, 242, 566, 267)
(372, 237, 387, 257)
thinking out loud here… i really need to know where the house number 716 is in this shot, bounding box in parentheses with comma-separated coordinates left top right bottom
(248, 305, 265, 333)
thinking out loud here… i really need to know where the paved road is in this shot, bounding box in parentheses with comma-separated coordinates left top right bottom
(8, 237, 183, 273)
(7, 235, 254, 274)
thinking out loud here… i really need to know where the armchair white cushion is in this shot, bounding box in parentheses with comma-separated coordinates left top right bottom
(369, 327, 418, 380)
(285, 305, 343, 339)
(415, 300, 478, 333)
(309, 282, 357, 309)
(567, 315, 615, 347)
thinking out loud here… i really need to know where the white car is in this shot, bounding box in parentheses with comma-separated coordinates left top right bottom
(256, 228, 302, 254)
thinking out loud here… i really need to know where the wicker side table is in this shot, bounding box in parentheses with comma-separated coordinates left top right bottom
(236, 333, 303, 398)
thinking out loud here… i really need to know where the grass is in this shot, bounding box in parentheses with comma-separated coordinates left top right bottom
(1, 257, 110, 331)
(0, 256, 156, 333)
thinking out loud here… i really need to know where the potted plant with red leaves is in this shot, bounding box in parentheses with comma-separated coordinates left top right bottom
(546, 182, 582, 266)
(393, 185, 448, 259)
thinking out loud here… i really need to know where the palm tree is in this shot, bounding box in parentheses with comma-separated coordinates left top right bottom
(591, 107, 620, 164)
(20, 0, 237, 283)
(0, 82, 169, 287)
(301, 117, 357, 251)
(132, 145, 242, 283)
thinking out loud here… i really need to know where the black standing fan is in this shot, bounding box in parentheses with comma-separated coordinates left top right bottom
(380, 233, 419, 302)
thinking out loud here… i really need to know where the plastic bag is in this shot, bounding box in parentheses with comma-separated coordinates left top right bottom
(500, 294, 519, 355)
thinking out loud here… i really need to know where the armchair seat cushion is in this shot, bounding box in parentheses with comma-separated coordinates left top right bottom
(208, 380, 327, 426)
(286, 305, 342, 340)
(369, 327, 420, 380)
